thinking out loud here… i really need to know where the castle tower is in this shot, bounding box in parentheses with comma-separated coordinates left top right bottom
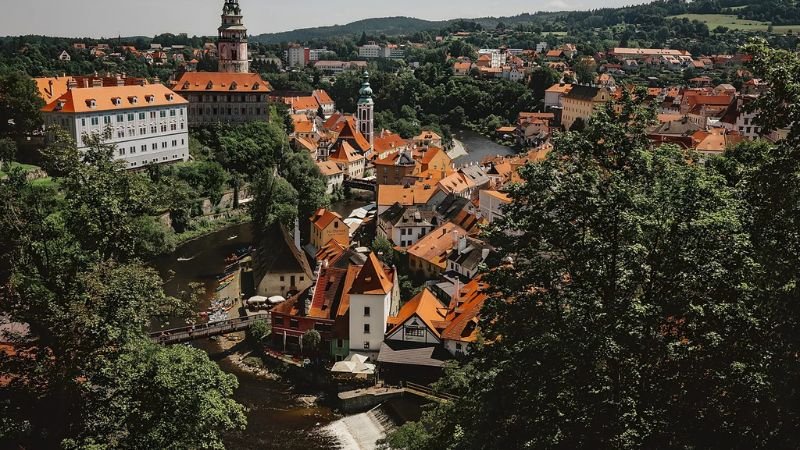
(218, 0, 249, 73)
(357, 71, 374, 151)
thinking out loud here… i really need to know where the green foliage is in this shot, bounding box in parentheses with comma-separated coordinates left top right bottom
(249, 319, 271, 343)
(371, 236, 396, 266)
(249, 169, 299, 231)
(0, 130, 245, 449)
(302, 329, 322, 351)
(0, 68, 44, 139)
(280, 148, 328, 220)
(389, 88, 800, 448)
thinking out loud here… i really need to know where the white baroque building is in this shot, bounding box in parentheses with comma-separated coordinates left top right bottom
(41, 84, 189, 169)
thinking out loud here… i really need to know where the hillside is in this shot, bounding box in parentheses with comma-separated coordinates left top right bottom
(251, 0, 800, 44)
(251, 17, 448, 44)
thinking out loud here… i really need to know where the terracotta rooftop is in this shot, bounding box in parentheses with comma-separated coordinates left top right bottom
(310, 208, 344, 231)
(175, 72, 272, 93)
(387, 288, 447, 337)
(42, 83, 187, 114)
(407, 222, 469, 270)
(349, 253, 393, 296)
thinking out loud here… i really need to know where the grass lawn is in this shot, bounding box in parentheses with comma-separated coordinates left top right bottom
(0, 162, 39, 178)
(668, 14, 798, 33)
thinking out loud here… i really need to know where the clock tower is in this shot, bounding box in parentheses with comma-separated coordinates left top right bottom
(218, 0, 249, 73)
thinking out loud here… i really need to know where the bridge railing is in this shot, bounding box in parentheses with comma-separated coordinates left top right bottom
(403, 381, 460, 401)
(151, 313, 271, 345)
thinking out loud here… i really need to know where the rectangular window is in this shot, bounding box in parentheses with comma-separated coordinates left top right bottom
(160, 110, 166, 118)
(406, 327, 425, 337)
(81, 118, 86, 127)
(130, 146, 135, 154)
(104, 116, 112, 124)
(91, 117, 99, 126)
(117, 114, 124, 122)
(150, 111, 157, 119)
(141, 145, 146, 152)
(363, 324, 370, 334)
(364, 307, 371, 317)
(139, 112, 146, 120)
(170, 109, 176, 117)
(128, 113, 135, 121)
(274, 316, 284, 326)
(152, 143, 157, 150)
(290, 319, 299, 329)
(140, 127, 146, 135)
(363, 341, 370, 350)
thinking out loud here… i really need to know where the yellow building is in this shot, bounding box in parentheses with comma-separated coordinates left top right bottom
(310, 208, 350, 251)
(561, 85, 612, 131)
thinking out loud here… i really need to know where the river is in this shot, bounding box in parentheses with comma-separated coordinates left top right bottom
(151, 222, 342, 449)
(452, 128, 515, 167)
(148, 149, 501, 447)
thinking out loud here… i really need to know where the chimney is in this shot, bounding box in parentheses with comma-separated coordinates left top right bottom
(457, 234, 467, 254)
(47, 80, 53, 96)
(83, 79, 89, 88)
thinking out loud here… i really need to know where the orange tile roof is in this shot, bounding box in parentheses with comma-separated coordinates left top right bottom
(286, 95, 320, 112)
(35, 76, 74, 103)
(313, 89, 334, 105)
(387, 288, 447, 337)
(335, 118, 371, 152)
(349, 253, 393, 295)
(42, 84, 187, 114)
(329, 141, 364, 164)
(407, 222, 469, 270)
(336, 264, 362, 320)
(441, 277, 489, 343)
(373, 131, 408, 154)
(482, 189, 511, 202)
(316, 160, 343, 176)
(377, 184, 438, 207)
(545, 83, 573, 94)
(316, 239, 346, 263)
(295, 136, 318, 153)
(310, 208, 344, 231)
(174, 72, 272, 93)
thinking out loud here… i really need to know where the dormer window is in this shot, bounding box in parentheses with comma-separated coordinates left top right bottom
(55, 99, 66, 111)
(253, 82, 260, 90)
(112, 97, 122, 106)
(128, 96, 138, 105)
(182, 81, 190, 90)
(229, 81, 238, 90)
(145, 95, 155, 103)
(206, 81, 214, 90)
(86, 99, 97, 108)
(166, 93, 174, 101)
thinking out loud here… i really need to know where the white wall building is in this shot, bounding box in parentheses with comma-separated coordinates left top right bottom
(358, 43, 383, 59)
(348, 253, 398, 358)
(286, 44, 307, 67)
(42, 84, 189, 169)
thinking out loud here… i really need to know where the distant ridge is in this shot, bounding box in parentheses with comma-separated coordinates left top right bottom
(251, 16, 448, 44)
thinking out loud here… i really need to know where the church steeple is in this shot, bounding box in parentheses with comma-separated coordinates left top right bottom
(357, 71, 374, 152)
(218, 0, 249, 73)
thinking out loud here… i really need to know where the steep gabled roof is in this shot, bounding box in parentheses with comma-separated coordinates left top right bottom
(387, 288, 447, 337)
(349, 253, 393, 295)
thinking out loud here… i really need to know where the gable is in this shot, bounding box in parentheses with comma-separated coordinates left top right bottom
(386, 313, 441, 344)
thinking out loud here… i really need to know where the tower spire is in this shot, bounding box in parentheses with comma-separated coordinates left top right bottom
(357, 70, 374, 153)
(218, 0, 249, 73)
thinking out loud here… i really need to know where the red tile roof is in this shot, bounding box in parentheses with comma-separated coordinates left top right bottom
(349, 253, 393, 295)
(387, 288, 447, 337)
(42, 84, 186, 113)
(174, 72, 272, 93)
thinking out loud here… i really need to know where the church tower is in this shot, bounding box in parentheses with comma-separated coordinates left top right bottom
(357, 71, 374, 151)
(218, 0, 249, 73)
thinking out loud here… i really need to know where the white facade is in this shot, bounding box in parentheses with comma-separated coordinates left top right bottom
(44, 104, 189, 170)
(386, 315, 440, 345)
(349, 291, 393, 356)
(287, 45, 307, 67)
(358, 44, 382, 59)
(479, 190, 510, 224)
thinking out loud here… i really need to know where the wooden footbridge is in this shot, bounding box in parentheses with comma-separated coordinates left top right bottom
(151, 314, 270, 345)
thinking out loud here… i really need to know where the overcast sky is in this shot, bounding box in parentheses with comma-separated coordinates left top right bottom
(4, 0, 651, 38)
